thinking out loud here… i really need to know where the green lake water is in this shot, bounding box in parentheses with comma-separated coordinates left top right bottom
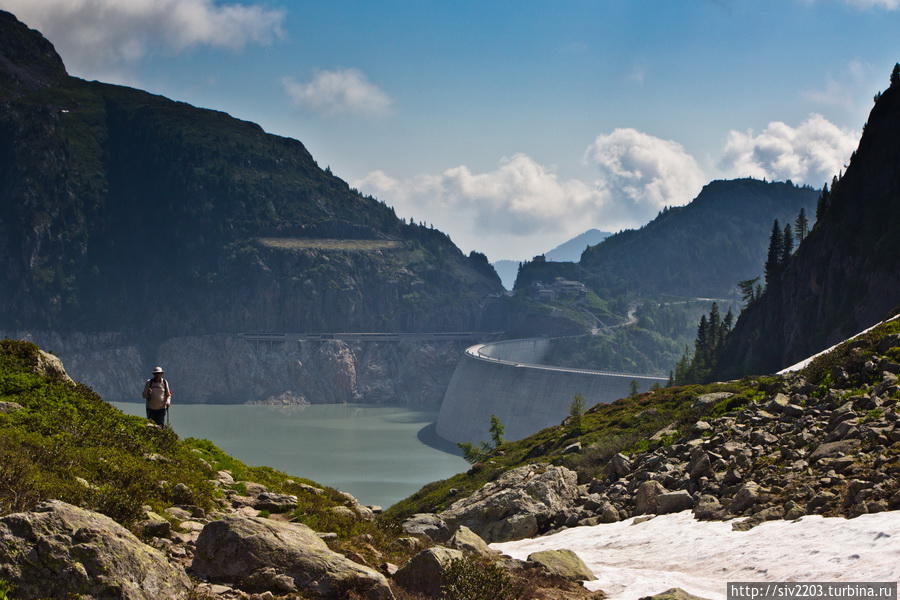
(111, 402, 467, 509)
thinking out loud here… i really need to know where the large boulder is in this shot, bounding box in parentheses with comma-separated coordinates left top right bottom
(401, 512, 453, 542)
(0, 500, 191, 600)
(526, 549, 596, 581)
(447, 525, 495, 557)
(393, 546, 464, 597)
(656, 490, 695, 514)
(192, 515, 393, 599)
(438, 464, 580, 542)
(634, 480, 668, 515)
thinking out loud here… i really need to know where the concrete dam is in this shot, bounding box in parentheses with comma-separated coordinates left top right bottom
(436, 338, 668, 444)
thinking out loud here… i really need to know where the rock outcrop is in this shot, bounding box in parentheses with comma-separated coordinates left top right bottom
(393, 546, 464, 597)
(526, 549, 596, 581)
(439, 464, 580, 542)
(192, 515, 394, 599)
(0, 500, 191, 600)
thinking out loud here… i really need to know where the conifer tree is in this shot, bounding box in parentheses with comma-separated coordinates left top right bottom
(794, 207, 808, 242)
(781, 223, 794, 263)
(816, 184, 829, 223)
(764, 219, 783, 286)
(892, 63, 900, 88)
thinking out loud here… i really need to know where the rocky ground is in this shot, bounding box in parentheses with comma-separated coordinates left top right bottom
(398, 331, 900, 544)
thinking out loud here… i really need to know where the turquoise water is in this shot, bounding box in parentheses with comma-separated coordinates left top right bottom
(111, 402, 467, 509)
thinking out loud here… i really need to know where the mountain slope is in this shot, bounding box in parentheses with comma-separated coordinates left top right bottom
(715, 75, 900, 378)
(515, 179, 818, 299)
(492, 228, 611, 290)
(0, 10, 502, 337)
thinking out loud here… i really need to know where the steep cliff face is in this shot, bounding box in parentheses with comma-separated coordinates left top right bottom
(716, 78, 900, 378)
(0, 11, 501, 336)
(1, 330, 466, 408)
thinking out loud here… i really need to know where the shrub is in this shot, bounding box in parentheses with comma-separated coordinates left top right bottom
(440, 556, 518, 600)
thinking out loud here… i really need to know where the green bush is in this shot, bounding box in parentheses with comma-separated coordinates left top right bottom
(440, 556, 518, 600)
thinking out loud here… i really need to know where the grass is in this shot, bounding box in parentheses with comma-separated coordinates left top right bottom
(257, 238, 403, 251)
(0, 339, 427, 568)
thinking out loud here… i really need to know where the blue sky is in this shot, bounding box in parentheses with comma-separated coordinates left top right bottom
(4, 0, 899, 259)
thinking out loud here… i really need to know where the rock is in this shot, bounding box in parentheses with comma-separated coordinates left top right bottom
(331, 506, 359, 520)
(393, 546, 463, 597)
(253, 492, 298, 513)
(216, 470, 235, 485)
(784, 501, 805, 520)
(563, 442, 582, 454)
(876, 334, 900, 353)
(692, 495, 724, 520)
(783, 403, 805, 418)
(768, 393, 790, 412)
(0, 500, 191, 600)
(138, 514, 172, 539)
(639, 588, 712, 600)
(35, 349, 76, 384)
(694, 392, 733, 407)
(438, 464, 580, 542)
(634, 480, 668, 515)
(401, 513, 453, 543)
(166, 506, 193, 520)
(729, 482, 760, 514)
(0, 400, 23, 414)
(192, 516, 393, 599)
(656, 490, 695, 514)
(447, 525, 495, 557)
(650, 424, 679, 442)
(692, 421, 713, 435)
(688, 448, 712, 480)
(597, 501, 620, 523)
(808, 439, 861, 463)
(609, 452, 633, 478)
(298, 483, 325, 495)
(526, 549, 596, 582)
(171, 483, 193, 505)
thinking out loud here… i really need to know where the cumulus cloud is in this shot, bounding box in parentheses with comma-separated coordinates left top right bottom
(282, 69, 392, 117)
(584, 128, 706, 216)
(0, 0, 285, 81)
(719, 114, 859, 187)
(354, 130, 705, 259)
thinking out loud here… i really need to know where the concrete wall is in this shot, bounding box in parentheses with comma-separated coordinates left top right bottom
(436, 339, 667, 444)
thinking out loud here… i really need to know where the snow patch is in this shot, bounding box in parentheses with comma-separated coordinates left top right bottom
(491, 511, 900, 600)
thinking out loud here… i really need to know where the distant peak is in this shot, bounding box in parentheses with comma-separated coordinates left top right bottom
(0, 10, 67, 91)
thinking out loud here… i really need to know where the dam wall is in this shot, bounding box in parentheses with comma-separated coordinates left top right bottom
(436, 339, 667, 444)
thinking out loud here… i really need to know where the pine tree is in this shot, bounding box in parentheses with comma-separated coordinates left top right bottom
(892, 63, 900, 88)
(764, 219, 783, 286)
(816, 184, 829, 223)
(781, 223, 794, 263)
(738, 277, 760, 306)
(794, 208, 808, 243)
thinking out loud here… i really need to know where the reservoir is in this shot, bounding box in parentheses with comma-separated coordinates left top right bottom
(111, 402, 468, 509)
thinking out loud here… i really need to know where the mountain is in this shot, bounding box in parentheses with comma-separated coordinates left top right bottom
(545, 228, 612, 262)
(0, 11, 504, 405)
(389, 317, 900, 539)
(714, 72, 900, 378)
(0, 10, 501, 337)
(514, 179, 819, 299)
(491, 228, 612, 290)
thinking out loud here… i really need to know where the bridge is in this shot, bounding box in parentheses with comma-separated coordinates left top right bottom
(436, 337, 668, 444)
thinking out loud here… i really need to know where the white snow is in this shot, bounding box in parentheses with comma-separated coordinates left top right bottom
(491, 511, 900, 600)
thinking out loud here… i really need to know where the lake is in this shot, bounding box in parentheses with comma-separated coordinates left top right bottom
(111, 402, 468, 509)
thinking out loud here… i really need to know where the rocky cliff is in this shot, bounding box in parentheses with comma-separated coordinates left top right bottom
(0, 329, 466, 407)
(715, 72, 900, 379)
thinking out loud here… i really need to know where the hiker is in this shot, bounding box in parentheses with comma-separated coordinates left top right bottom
(142, 366, 172, 426)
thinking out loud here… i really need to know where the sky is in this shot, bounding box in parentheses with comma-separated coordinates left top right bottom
(3, 0, 899, 260)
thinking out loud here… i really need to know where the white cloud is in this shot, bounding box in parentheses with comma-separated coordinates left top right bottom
(0, 0, 285, 82)
(802, 60, 874, 109)
(354, 130, 705, 259)
(719, 114, 859, 187)
(842, 0, 900, 9)
(584, 128, 706, 216)
(282, 69, 392, 117)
